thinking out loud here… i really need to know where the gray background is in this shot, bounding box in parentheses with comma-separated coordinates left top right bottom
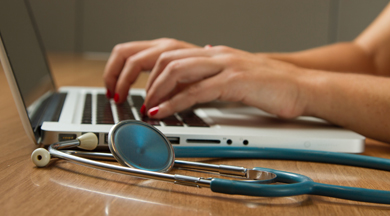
(29, 0, 389, 54)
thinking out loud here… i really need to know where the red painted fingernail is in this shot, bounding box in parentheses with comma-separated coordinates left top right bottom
(148, 106, 159, 116)
(114, 93, 119, 103)
(205, 44, 212, 49)
(140, 104, 146, 115)
(106, 89, 111, 98)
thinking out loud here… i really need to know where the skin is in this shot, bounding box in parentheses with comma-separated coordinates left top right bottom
(103, 3, 390, 143)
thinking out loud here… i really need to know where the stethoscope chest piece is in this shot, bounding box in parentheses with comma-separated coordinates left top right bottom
(108, 120, 175, 172)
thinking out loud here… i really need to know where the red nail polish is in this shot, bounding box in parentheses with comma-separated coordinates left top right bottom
(140, 104, 146, 115)
(205, 44, 212, 49)
(149, 106, 159, 116)
(106, 89, 111, 98)
(114, 93, 119, 103)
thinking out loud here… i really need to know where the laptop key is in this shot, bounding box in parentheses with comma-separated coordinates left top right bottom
(142, 116, 160, 126)
(81, 94, 92, 124)
(179, 110, 209, 127)
(131, 95, 144, 109)
(162, 115, 184, 126)
(97, 94, 114, 124)
(116, 100, 135, 121)
(131, 95, 204, 127)
(131, 95, 160, 125)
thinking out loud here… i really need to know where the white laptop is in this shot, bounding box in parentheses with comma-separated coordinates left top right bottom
(0, 0, 365, 153)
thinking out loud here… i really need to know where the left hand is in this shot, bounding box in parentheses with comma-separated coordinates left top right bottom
(144, 45, 310, 119)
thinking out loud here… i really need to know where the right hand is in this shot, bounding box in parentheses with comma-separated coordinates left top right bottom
(143, 45, 308, 120)
(103, 38, 199, 103)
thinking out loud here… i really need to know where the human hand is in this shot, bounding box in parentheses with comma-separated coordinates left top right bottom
(144, 45, 310, 119)
(103, 38, 199, 103)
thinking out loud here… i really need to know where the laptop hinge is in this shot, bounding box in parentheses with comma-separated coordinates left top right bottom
(31, 92, 67, 138)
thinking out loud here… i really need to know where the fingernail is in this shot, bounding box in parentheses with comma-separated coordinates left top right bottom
(204, 44, 212, 49)
(148, 106, 159, 116)
(114, 93, 119, 103)
(106, 89, 111, 98)
(140, 104, 146, 115)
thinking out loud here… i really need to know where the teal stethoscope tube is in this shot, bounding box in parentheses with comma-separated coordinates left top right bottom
(212, 167, 390, 204)
(174, 146, 390, 204)
(174, 146, 390, 171)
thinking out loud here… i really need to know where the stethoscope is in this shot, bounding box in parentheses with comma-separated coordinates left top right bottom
(31, 120, 390, 205)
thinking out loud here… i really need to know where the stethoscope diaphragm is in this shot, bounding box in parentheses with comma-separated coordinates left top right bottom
(108, 120, 175, 173)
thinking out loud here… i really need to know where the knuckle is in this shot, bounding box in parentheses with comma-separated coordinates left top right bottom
(102, 70, 108, 78)
(166, 60, 182, 76)
(164, 100, 176, 112)
(157, 37, 173, 42)
(213, 45, 231, 53)
(186, 83, 202, 97)
(112, 43, 125, 54)
(102, 72, 110, 81)
(125, 56, 141, 67)
(160, 38, 181, 49)
(226, 70, 243, 83)
(103, 72, 116, 85)
(220, 55, 238, 65)
(115, 78, 126, 88)
(158, 52, 174, 66)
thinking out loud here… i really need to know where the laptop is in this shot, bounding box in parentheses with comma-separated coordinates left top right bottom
(0, 0, 365, 153)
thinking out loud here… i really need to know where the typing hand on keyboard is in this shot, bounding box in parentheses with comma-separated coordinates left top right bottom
(85, 94, 208, 127)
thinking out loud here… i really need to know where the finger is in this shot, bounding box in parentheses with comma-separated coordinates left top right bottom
(114, 45, 172, 103)
(147, 74, 225, 119)
(145, 57, 223, 109)
(103, 41, 155, 97)
(145, 48, 214, 92)
(145, 45, 238, 93)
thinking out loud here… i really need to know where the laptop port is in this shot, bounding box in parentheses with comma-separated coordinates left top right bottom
(167, 137, 180, 144)
(104, 133, 109, 144)
(59, 134, 77, 141)
(243, 140, 249, 145)
(186, 139, 221, 144)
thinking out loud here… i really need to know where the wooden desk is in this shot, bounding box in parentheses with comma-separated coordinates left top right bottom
(1, 53, 390, 216)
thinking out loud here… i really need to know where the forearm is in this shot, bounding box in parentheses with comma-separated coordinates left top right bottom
(300, 69, 390, 142)
(261, 42, 377, 74)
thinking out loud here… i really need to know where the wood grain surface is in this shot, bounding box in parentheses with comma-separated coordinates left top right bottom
(0, 53, 389, 216)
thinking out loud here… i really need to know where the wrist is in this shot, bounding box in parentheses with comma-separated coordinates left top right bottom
(295, 68, 329, 118)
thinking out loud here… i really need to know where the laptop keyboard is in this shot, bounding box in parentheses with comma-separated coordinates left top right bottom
(81, 93, 209, 127)
(81, 94, 92, 124)
(96, 94, 115, 124)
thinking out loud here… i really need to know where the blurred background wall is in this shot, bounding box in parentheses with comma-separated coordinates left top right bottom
(28, 0, 389, 54)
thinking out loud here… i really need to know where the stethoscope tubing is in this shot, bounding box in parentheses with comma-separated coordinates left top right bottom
(211, 167, 390, 204)
(174, 146, 390, 204)
(174, 146, 390, 171)
(61, 147, 390, 204)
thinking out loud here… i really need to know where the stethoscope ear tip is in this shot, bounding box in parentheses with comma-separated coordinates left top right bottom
(31, 148, 51, 167)
(77, 133, 98, 150)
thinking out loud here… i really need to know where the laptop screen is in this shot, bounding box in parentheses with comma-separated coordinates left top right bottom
(0, 0, 57, 142)
(0, 0, 56, 108)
